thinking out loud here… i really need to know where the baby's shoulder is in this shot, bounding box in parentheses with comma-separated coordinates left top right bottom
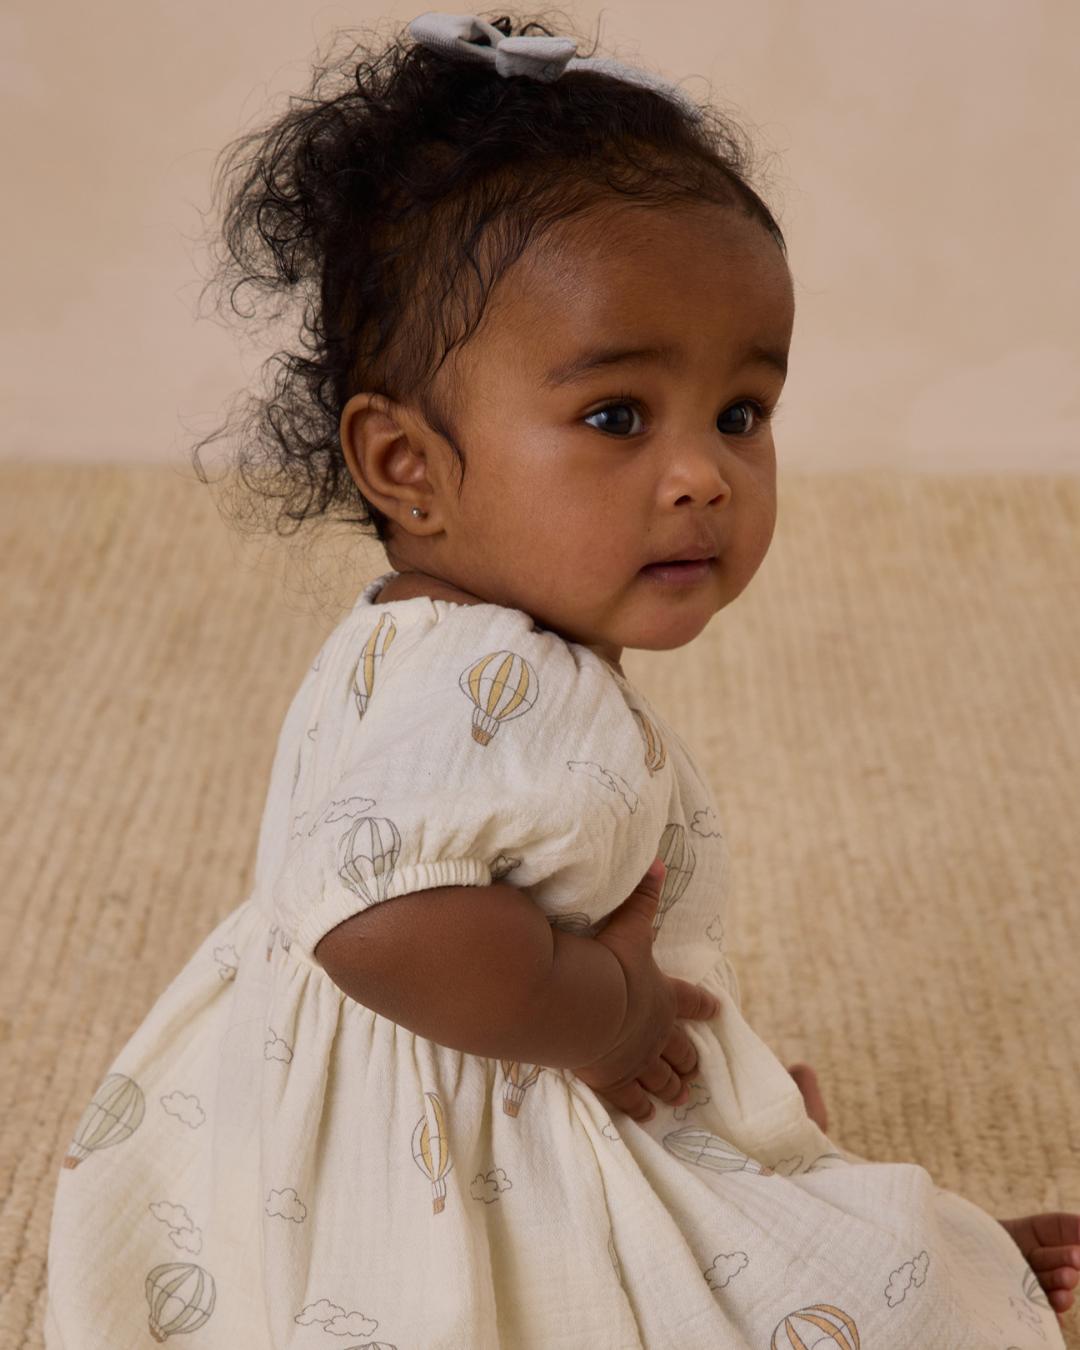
(324, 575, 621, 722)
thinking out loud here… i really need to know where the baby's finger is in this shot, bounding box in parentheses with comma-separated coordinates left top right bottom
(1027, 1246, 1080, 1274)
(600, 861, 666, 948)
(636, 1058, 684, 1105)
(671, 978, 721, 1022)
(661, 1025, 698, 1079)
(1034, 1267, 1079, 1292)
(601, 1081, 655, 1123)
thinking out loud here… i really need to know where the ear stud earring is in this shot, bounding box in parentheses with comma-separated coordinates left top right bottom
(411, 508, 425, 518)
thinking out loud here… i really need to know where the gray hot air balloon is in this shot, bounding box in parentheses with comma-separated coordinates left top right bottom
(662, 1127, 773, 1176)
(339, 816, 401, 906)
(145, 1262, 216, 1341)
(653, 823, 696, 932)
(63, 1073, 145, 1168)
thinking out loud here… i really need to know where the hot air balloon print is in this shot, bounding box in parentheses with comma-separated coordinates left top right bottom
(770, 1304, 859, 1350)
(1023, 1266, 1052, 1308)
(662, 1127, 774, 1176)
(631, 708, 666, 775)
(339, 816, 401, 907)
(653, 823, 696, 932)
(63, 1073, 145, 1168)
(353, 613, 396, 718)
(412, 1092, 452, 1214)
(145, 1262, 216, 1341)
(500, 1062, 542, 1117)
(459, 651, 538, 745)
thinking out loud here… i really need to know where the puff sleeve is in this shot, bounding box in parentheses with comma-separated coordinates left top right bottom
(268, 598, 674, 958)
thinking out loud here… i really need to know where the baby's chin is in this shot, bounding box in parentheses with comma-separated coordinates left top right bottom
(551, 602, 722, 658)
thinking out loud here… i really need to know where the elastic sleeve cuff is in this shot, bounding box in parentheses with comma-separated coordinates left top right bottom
(293, 857, 493, 958)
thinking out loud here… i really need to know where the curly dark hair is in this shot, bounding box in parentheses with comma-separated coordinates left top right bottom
(198, 14, 785, 540)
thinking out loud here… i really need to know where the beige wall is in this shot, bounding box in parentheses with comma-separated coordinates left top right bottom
(2, 0, 1077, 471)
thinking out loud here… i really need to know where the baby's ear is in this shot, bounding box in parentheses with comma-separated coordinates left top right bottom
(339, 394, 440, 534)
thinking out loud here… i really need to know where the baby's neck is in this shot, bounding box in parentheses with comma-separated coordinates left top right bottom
(374, 569, 485, 609)
(373, 567, 625, 675)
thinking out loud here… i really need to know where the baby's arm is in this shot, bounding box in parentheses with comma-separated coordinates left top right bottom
(315, 862, 719, 1121)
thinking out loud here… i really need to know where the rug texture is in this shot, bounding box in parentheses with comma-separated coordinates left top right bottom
(1, 466, 1077, 1347)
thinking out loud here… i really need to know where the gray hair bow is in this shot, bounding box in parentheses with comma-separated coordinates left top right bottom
(408, 12, 700, 119)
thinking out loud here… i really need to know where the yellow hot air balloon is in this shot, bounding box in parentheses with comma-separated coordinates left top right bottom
(500, 1061, 542, 1117)
(145, 1262, 216, 1341)
(662, 1127, 774, 1176)
(63, 1073, 145, 1168)
(459, 651, 538, 745)
(339, 816, 401, 906)
(412, 1092, 452, 1213)
(770, 1305, 859, 1350)
(653, 823, 696, 932)
(631, 709, 666, 776)
(352, 613, 396, 718)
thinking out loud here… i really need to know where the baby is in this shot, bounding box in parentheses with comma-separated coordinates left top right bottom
(48, 14, 1078, 1349)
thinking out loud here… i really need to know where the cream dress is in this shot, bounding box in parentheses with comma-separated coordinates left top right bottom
(47, 578, 1062, 1350)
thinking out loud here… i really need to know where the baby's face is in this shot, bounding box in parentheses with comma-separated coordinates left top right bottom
(397, 200, 792, 660)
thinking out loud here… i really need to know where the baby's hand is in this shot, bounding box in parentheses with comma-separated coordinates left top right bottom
(572, 861, 720, 1122)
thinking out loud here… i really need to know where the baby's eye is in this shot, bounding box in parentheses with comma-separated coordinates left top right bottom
(717, 401, 761, 436)
(584, 404, 644, 436)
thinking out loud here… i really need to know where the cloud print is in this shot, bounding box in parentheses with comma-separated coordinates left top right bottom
(470, 1169, 513, 1204)
(886, 1251, 930, 1307)
(673, 1081, 710, 1121)
(160, 1091, 205, 1128)
(169, 1226, 204, 1253)
(325, 1312, 379, 1337)
(266, 1188, 307, 1222)
(295, 1301, 344, 1326)
(489, 854, 522, 881)
(265, 1032, 293, 1063)
(213, 945, 239, 980)
(705, 1251, 748, 1290)
(311, 797, 376, 834)
(567, 761, 639, 813)
(149, 1201, 202, 1254)
(705, 916, 725, 945)
(805, 1152, 847, 1172)
(149, 1201, 193, 1231)
(690, 807, 722, 838)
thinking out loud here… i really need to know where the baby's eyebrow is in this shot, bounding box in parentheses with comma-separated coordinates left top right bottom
(542, 341, 788, 387)
(542, 344, 680, 388)
(739, 344, 789, 378)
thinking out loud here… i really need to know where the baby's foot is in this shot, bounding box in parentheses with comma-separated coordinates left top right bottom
(1000, 1213, 1080, 1315)
(788, 1063, 828, 1133)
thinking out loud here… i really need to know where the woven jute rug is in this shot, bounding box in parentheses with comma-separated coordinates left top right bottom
(1, 466, 1077, 1347)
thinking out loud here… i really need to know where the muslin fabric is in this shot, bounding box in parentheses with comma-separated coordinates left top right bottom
(46, 579, 1063, 1349)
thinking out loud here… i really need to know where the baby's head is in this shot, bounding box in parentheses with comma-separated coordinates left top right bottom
(211, 14, 793, 659)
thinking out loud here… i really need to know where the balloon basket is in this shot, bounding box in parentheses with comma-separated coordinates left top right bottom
(471, 724, 493, 746)
(149, 1327, 167, 1343)
(62, 1155, 82, 1169)
(502, 1097, 521, 1117)
(432, 1194, 445, 1214)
